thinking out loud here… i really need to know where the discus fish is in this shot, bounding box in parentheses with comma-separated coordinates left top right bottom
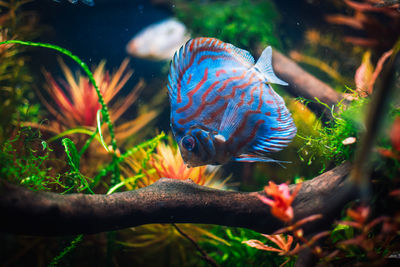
(167, 37, 296, 167)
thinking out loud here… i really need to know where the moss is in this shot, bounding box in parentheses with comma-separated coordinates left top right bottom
(0, 127, 58, 191)
(297, 94, 368, 173)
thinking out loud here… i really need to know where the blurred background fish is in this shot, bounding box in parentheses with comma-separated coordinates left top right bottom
(126, 18, 190, 61)
(53, 0, 94, 6)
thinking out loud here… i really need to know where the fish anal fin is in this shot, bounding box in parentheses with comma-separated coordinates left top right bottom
(233, 154, 288, 166)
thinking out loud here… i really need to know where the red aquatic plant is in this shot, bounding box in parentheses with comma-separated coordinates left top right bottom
(24, 58, 159, 147)
(326, 0, 400, 51)
(257, 181, 302, 223)
(243, 234, 298, 255)
(243, 234, 299, 266)
(40, 58, 138, 128)
(337, 205, 393, 258)
(377, 115, 400, 160)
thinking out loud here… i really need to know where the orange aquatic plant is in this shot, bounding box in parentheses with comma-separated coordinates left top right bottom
(117, 137, 230, 262)
(243, 234, 298, 255)
(353, 48, 394, 97)
(257, 181, 302, 223)
(243, 233, 298, 266)
(121, 136, 229, 189)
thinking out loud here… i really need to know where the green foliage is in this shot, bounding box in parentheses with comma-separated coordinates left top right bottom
(297, 95, 368, 172)
(0, 0, 42, 141)
(62, 138, 80, 171)
(200, 226, 291, 266)
(0, 127, 57, 191)
(92, 132, 166, 189)
(61, 138, 94, 194)
(175, 0, 282, 50)
(0, 40, 117, 150)
(48, 235, 83, 267)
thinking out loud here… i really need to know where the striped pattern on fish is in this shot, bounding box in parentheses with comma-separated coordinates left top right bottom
(167, 37, 296, 167)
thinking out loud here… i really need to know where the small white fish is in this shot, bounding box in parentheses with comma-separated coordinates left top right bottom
(342, 137, 356, 145)
(53, 0, 94, 6)
(126, 18, 190, 61)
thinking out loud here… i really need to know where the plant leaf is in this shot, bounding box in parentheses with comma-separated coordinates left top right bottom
(62, 138, 80, 171)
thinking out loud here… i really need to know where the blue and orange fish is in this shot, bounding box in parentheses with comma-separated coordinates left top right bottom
(167, 37, 296, 167)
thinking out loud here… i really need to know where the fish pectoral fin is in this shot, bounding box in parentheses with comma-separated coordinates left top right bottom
(218, 100, 241, 139)
(254, 46, 288, 86)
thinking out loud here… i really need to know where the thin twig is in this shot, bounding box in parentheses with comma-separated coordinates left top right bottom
(172, 223, 220, 267)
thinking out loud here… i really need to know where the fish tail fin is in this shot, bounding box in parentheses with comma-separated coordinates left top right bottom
(254, 46, 288, 86)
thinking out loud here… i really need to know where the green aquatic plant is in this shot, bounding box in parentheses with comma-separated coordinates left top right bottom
(0, 0, 41, 141)
(0, 126, 58, 191)
(297, 93, 368, 172)
(48, 235, 83, 267)
(175, 0, 282, 51)
(0, 126, 97, 193)
(0, 39, 125, 187)
(0, 39, 169, 265)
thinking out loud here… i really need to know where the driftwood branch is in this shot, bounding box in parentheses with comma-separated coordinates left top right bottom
(271, 50, 343, 118)
(272, 50, 342, 106)
(0, 163, 354, 236)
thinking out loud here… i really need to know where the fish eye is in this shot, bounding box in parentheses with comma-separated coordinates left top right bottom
(181, 135, 195, 151)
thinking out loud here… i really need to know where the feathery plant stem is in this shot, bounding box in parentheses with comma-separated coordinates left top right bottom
(0, 40, 117, 150)
(48, 235, 83, 267)
(91, 132, 166, 188)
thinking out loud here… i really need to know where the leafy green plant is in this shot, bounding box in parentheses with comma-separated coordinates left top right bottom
(297, 94, 368, 172)
(175, 0, 282, 51)
(0, 126, 59, 191)
(0, 0, 42, 141)
(0, 39, 170, 266)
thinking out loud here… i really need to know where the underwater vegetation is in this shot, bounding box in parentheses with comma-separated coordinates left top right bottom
(326, 0, 400, 52)
(1, 0, 400, 266)
(0, 0, 41, 141)
(174, 0, 282, 51)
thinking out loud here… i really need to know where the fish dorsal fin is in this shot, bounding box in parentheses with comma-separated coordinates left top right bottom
(229, 46, 255, 67)
(167, 37, 256, 101)
(254, 46, 288, 86)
